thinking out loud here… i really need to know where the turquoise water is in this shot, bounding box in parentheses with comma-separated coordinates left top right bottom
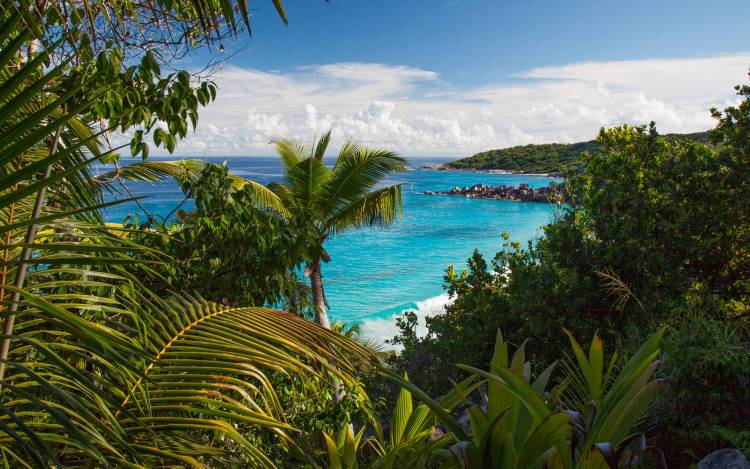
(101, 156, 558, 344)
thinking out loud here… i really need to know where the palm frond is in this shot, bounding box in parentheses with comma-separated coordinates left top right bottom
(323, 146, 406, 232)
(93, 159, 205, 185)
(286, 156, 331, 211)
(272, 138, 308, 171)
(330, 184, 403, 234)
(313, 129, 332, 161)
(115, 294, 375, 465)
(227, 174, 290, 216)
(331, 321, 385, 353)
(323, 146, 406, 213)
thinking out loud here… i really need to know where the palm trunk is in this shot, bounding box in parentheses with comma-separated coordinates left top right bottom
(0, 126, 62, 386)
(310, 257, 345, 401)
(310, 257, 330, 329)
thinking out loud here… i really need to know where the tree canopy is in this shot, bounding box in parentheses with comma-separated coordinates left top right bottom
(447, 130, 712, 174)
(392, 88, 750, 463)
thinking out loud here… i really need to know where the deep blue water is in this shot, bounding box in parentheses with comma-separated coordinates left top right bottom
(99, 156, 559, 345)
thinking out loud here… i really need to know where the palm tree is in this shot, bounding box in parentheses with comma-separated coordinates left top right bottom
(270, 131, 407, 328)
(0, 8, 376, 466)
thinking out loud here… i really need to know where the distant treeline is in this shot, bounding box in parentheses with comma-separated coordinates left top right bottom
(448, 130, 711, 174)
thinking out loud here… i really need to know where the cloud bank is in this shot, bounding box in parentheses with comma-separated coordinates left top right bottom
(155, 54, 750, 156)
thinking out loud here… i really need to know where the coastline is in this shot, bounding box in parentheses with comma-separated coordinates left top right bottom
(424, 181, 567, 203)
(419, 163, 561, 178)
(479, 169, 555, 177)
(360, 293, 453, 351)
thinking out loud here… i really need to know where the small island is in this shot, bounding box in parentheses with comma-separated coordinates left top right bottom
(424, 182, 566, 203)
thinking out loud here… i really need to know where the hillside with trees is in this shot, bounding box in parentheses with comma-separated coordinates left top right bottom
(447, 131, 711, 174)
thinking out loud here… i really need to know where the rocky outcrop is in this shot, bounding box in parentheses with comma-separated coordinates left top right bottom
(425, 182, 567, 203)
(698, 449, 750, 469)
(420, 163, 449, 171)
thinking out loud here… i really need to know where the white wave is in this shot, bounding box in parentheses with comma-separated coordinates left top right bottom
(359, 293, 453, 351)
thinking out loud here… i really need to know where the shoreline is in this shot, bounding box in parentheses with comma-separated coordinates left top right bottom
(479, 169, 555, 177)
(359, 293, 453, 351)
(423, 181, 567, 203)
(419, 163, 562, 178)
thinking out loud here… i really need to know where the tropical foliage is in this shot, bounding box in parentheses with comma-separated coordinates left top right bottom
(442, 334, 571, 469)
(0, 2, 377, 467)
(269, 132, 407, 328)
(321, 375, 473, 469)
(393, 78, 750, 464)
(447, 131, 710, 174)
(2, 0, 746, 466)
(127, 162, 315, 312)
(322, 329, 666, 468)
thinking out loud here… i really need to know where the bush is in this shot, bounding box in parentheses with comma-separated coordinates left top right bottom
(657, 304, 750, 462)
(391, 80, 750, 465)
(130, 163, 315, 312)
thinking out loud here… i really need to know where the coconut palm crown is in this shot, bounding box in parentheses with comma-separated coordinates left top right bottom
(270, 131, 407, 328)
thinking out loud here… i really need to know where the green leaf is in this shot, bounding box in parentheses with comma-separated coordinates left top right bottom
(390, 373, 414, 446)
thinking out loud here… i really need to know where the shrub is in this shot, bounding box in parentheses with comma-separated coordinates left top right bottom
(391, 80, 750, 464)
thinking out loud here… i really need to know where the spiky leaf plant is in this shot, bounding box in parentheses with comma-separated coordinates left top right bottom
(560, 328, 668, 468)
(380, 328, 667, 469)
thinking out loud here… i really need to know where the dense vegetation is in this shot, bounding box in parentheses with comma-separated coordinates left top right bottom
(1, 0, 748, 466)
(0, 1, 373, 466)
(393, 88, 750, 464)
(447, 131, 711, 174)
(126, 162, 316, 312)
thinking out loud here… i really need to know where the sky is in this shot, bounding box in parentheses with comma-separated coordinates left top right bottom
(153, 0, 750, 156)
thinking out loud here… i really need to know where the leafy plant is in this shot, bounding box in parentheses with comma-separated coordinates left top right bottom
(448, 333, 571, 469)
(128, 162, 313, 311)
(0, 4, 379, 466)
(270, 131, 407, 328)
(384, 328, 667, 469)
(559, 328, 668, 468)
(323, 374, 480, 469)
(323, 424, 368, 469)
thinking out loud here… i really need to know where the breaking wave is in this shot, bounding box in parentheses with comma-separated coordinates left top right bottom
(359, 294, 453, 351)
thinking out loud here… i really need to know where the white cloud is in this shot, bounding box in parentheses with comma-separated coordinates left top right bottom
(141, 54, 750, 156)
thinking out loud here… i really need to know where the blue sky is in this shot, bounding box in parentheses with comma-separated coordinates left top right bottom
(235, 0, 748, 85)
(163, 0, 750, 156)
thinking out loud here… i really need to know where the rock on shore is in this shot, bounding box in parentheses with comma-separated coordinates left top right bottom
(420, 163, 450, 171)
(423, 182, 567, 203)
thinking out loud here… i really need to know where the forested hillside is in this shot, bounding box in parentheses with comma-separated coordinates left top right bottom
(448, 130, 711, 174)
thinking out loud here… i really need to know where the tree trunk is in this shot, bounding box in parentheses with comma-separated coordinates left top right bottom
(310, 257, 330, 329)
(0, 126, 62, 386)
(310, 257, 345, 401)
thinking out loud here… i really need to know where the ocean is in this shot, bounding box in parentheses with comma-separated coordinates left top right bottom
(99, 156, 559, 347)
